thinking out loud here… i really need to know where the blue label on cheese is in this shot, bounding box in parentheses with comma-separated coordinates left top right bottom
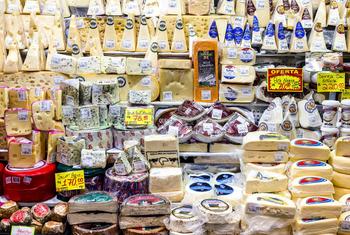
(243, 24, 252, 41)
(216, 173, 235, 184)
(225, 23, 234, 41)
(233, 27, 244, 44)
(190, 174, 211, 182)
(209, 21, 219, 39)
(253, 16, 260, 32)
(299, 177, 327, 185)
(277, 22, 286, 40)
(189, 182, 212, 192)
(297, 160, 326, 167)
(306, 197, 333, 205)
(265, 22, 275, 37)
(215, 184, 234, 196)
(295, 22, 305, 38)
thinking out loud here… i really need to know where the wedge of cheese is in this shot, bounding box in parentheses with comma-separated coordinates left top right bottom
(122, 0, 141, 15)
(87, 0, 105, 15)
(126, 75, 160, 101)
(45, 30, 57, 71)
(8, 88, 29, 109)
(242, 150, 289, 163)
(52, 11, 66, 51)
(103, 16, 118, 51)
(221, 65, 255, 83)
(245, 171, 288, 194)
(84, 17, 101, 52)
(217, 0, 235, 15)
(120, 15, 136, 52)
(67, 15, 82, 51)
(244, 163, 286, 175)
(332, 20, 347, 52)
(22, 32, 45, 71)
(289, 160, 333, 180)
(276, 22, 289, 53)
(242, 131, 290, 151)
(289, 21, 309, 52)
(6, 0, 22, 13)
(251, 15, 263, 46)
(314, 0, 327, 27)
(335, 136, 350, 156)
(5, 109, 32, 137)
(261, 21, 277, 51)
(77, 54, 101, 73)
(4, 43, 22, 74)
(301, 7, 313, 29)
(219, 84, 255, 103)
(251, 0, 270, 27)
(245, 193, 296, 218)
(329, 151, 350, 174)
(143, 0, 160, 16)
(297, 196, 342, 219)
(308, 22, 328, 52)
(171, 15, 187, 52)
(136, 15, 150, 52)
(289, 138, 330, 161)
(32, 100, 55, 131)
(29, 87, 45, 105)
(156, 15, 170, 52)
(289, 176, 334, 198)
(328, 0, 340, 26)
(23, 0, 40, 13)
(294, 218, 339, 234)
(272, 0, 287, 27)
(106, 0, 122, 15)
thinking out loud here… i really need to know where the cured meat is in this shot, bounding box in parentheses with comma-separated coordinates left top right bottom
(0, 201, 18, 218)
(224, 113, 258, 144)
(120, 194, 171, 216)
(193, 119, 225, 143)
(69, 191, 118, 213)
(42, 221, 65, 235)
(174, 100, 206, 122)
(72, 223, 117, 235)
(51, 202, 68, 222)
(0, 219, 10, 232)
(206, 102, 235, 123)
(155, 108, 177, 128)
(31, 203, 51, 223)
(10, 209, 32, 225)
(157, 116, 193, 143)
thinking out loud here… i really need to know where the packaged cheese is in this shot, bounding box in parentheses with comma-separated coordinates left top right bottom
(81, 149, 106, 169)
(66, 15, 82, 51)
(57, 136, 85, 166)
(289, 160, 333, 180)
(298, 96, 322, 129)
(221, 65, 256, 84)
(244, 163, 286, 175)
(76, 105, 100, 130)
(8, 88, 29, 109)
(47, 130, 65, 163)
(8, 137, 43, 167)
(294, 218, 338, 234)
(61, 79, 80, 106)
(242, 131, 290, 151)
(219, 84, 255, 103)
(101, 56, 126, 74)
(91, 80, 119, 105)
(297, 196, 342, 219)
(5, 109, 32, 137)
(329, 150, 350, 174)
(289, 21, 309, 52)
(122, 0, 141, 15)
(289, 176, 334, 198)
(308, 22, 328, 52)
(242, 150, 289, 163)
(149, 167, 183, 193)
(289, 138, 330, 161)
(261, 21, 277, 51)
(32, 100, 55, 131)
(245, 171, 288, 193)
(120, 15, 136, 52)
(84, 17, 102, 53)
(0, 119, 6, 149)
(50, 54, 77, 74)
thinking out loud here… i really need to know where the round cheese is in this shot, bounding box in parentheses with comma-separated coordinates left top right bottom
(329, 151, 350, 174)
(183, 182, 214, 204)
(339, 194, 350, 212)
(339, 211, 350, 235)
(289, 138, 330, 161)
(214, 184, 242, 207)
(197, 199, 232, 224)
(289, 160, 333, 180)
(214, 172, 236, 185)
(169, 205, 203, 233)
(72, 224, 118, 235)
(334, 187, 350, 200)
(244, 163, 286, 175)
(332, 171, 350, 189)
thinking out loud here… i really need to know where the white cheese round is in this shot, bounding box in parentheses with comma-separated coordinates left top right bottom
(168, 205, 203, 233)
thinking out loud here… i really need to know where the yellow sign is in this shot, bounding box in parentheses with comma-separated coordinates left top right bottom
(317, 72, 345, 92)
(55, 170, 85, 192)
(342, 89, 350, 100)
(11, 226, 35, 235)
(267, 68, 303, 92)
(125, 108, 153, 126)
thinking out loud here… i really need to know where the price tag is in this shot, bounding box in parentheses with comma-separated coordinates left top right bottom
(21, 143, 32, 156)
(317, 72, 346, 92)
(18, 110, 28, 121)
(40, 101, 51, 112)
(237, 123, 249, 134)
(342, 89, 350, 100)
(203, 123, 214, 133)
(11, 226, 35, 235)
(18, 90, 27, 101)
(125, 108, 153, 126)
(267, 68, 303, 92)
(211, 109, 223, 120)
(80, 108, 92, 119)
(168, 126, 179, 136)
(55, 170, 85, 192)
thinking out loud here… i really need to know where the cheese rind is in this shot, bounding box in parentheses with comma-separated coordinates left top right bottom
(289, 176, 334, 198)
(335, 136, 350, 156)
(221, 65, 256, 84)
(242, 150, 289, 163)
(339, 211, 350, 234)
(335, 187, 350, 201)
(332, 171, 350, 189)
(245, 171, 288, 194)
(289, 160, 333, 180)
(297, 196, 342, 219)
(242, 131, 290, 151)
(289, 138, 330, 161)
(339, 194, 350, 212)
(329, 150, 350, 174)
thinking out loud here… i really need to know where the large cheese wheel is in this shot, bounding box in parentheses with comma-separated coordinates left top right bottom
(72, 224, 117, 235)
(332, 171, 350, 189)
(197, 199, 233, 224)
(339, 211, 350, 235)
(334, 187, 350, 200)
(339, 194, 350, 212)
(329, 151, 350, 174)
(289, 138, 330, 161)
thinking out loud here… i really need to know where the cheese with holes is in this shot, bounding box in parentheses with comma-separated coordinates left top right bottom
(245, 193, 296, 218)
(149, 167, 183, 193)
(0, 86, 8, 118)
(103, 16, 118, 51)
(22, 32, 45, 71)
(32, 100, 55, 131)
(136, 16, 150, 52)
(244, 163, 286, 175)
(127, 75, 160, 101)
(219, 84, 255, 103)
(242, 132, 290, 151)
(339, 211, 350, 235)
(8, 137, 44, 168)
(335, 137, 350, 156)
(329, 151, 350, 174)
(294, 218, 338, 234)
(289, 138, 330, 161)
(332, 171, 350, 189)
(47, 88, 62, 121)
(47, 130, 65, 163)
(120, 15, 136, 52)
(29, 87, 46, 105)
(5, 109, 32, 137)
(289, 160, 333, 180)
(159, 69, 193, 102)
(171, 15, 187, 52)
(297, 196, 342, 219)
(242, 150, 289, 163)
(8, 88, 29, 109)
(221, 65, 256, 83)
(84, 17, 102, 53)
(126, 58, 152, 75)
(245, 171, 288, 193)
(289, 176, 334, 198)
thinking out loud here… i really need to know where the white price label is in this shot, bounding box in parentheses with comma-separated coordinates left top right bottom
(40, 101, 51, 112)
(110, 106, 121, 116)
(18, 110, 28, 121)
(80, 108, 92, 119)
(122, 40, 132, 49)
(141, 76, 151, 86)
(211, 109, 223, 120)
(242, 87, 252, 96)
(65, 96, 75, 106)
(239, 67, 249, 75)
(159, 41, 167, 50)
(18, 90, 27, 101)
(201, 90, 211, 101)
(105, 40, 116, 49)
(275, 152, 284, 162)
(237, 123, 249, 134)
(227, 48, 237, 58)
(24, 1, 38, 11)
(62, 106, 74, 118)
(21, 143, 33, 156)
(126, 2, 138, 11)
(140, 60, 151, 70)
(174, 41, 185, 50)
(76, 19, 85, 29)
(92, 85, 103, 94)
(163, 91, 173, 101)
(34, 87, 42, 97)
(168, 126, 179, 136)
(168, 0, 177, 8)
(203, 123, 214, 133)
(138, 39, 149, 49)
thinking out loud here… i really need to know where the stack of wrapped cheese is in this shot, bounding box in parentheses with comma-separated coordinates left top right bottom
(329, 137, 350, 200)
(119, 194, 170, 234)
(288, 138, 333, 201)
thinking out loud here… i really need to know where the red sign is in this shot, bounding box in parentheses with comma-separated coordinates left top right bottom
(267, 68, 303, 92)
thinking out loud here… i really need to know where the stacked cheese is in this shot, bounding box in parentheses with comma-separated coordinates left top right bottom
(242, 132, 291, 199)
(339, 194, 350, 235)
(288, 138, 333, 201)
(329, 137, 350, 200)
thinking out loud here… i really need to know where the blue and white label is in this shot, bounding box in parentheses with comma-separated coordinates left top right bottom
(243, 24, 252, 41)
(265, 22, 275, 37)
(223, 65, 237, 80)
(216, 173, 235, 184)
(277, 22, 286, 40)
(189, 182, 212, 192)
(233, 27, 244, 45)
(295, 22, 305, 39)
(215, 184, 234, 196)
(189, 174, 212, 182)
(253, 16, 260, 32)
(225, 23, 235, 42)
(209, 20, 219, 39)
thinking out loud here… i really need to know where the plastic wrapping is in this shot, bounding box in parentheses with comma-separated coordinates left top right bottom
(65, 127, 113, 150)
(182, 182, 214, 204)
(77, 56, 102, 74)
(113, 127, 156, 150)
(174, 100, 206, 122)
(50, 54, 77, 74)
(61, 79, 80, 106)
(157, 116, 193, 143)
(92, 79, 119, 105)
(224, 113, 258, 144)
(57, 136, 86, 166)
(193, 119, 224, 143)
(81, 149, 107, 169)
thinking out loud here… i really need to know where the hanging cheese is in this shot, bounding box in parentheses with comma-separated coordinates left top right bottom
(103, 16, 118, 51)
(6, 0, 22, 13)
(328, 0, 340, 26)
(67, 15, 82, 51)
(289, 21, 309, 52)
(272, 0, 287, 27)
(143, 0, 160, 16)
(22, 32, 45, 71)
(122, 0, 141, 15)
(87, 0, 105, 15)
(106, 0, 122, 15)
(136, 15, 150, 52)
(171, 15, 187, 52)
(156, 15, 170, 52)
(276, 22, 289, 53)
(52, 11, 66, 51)
(251, 15, 263, 46)
(46, 31, 57, 71)
(217, 0, 235, 15)
(188, 24, 197, 58)
(4, 43, 22, 74)
(120, 15, 136, 51)
(314, 0, 327, 27)
(308, 22, 328, 52)
(23, 0, 40, 13)
(332, 20, 347, 52)
(261, 21, 277, 51)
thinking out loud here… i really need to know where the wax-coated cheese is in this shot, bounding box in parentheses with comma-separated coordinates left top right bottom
(329, 151, 350, 174)
(5, 109, 32, 137)
(289, 138, 330, 161)
(335, 136, 350, 156)
(297, 196, 342, 219)
(332, 171, 350, 189)
(245, 193, 296, 218)
(32, 100, 55, 131)
(335, 187, 350, 201)
(221, 65, 256, 84)
(219, 84, 255, 103)
(294, 218, 338, 234)
(289, 176, 334, 198)
(339, 211, 350, 235)
(242, 150, 289, 163)
(159, 69, 193, 102)
(242, 131, 290, 151)
(289, 160, 333, 180)
(245, 171, 288, 194)
(244, 163, 286, 175)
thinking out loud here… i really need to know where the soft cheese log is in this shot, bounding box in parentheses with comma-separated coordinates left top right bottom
(329, 150, 350, 174)
(339, 211, 350, 235)
(289, 160, 333, 180)
(242, 150, 289, 163)
(289, 176, 334, 198)
(294, 218, 339, 234)
(332, 171, 350, 189)
(245, 171, 288, 194)
(289, 138, 331, 161)
(244, 163, 286, 175)
(297, 196, 342, 219)
(245, 193, 296, 218)
(335, 136, 350, 156)
(242, 131, 290, 151)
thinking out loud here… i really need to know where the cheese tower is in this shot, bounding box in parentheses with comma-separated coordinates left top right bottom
(120, 14, 136, 51)
(67, 15, 82, 51)
(308, 22, 328, 52)
(84, 16, 101, 53)
(6, 0, 22, 13)
(52, 11, 66, 51)
(314, 0, 327, 27)
(87, 0, 105, 16)
(105, 0, 122, 15)
(23, 0, 40, 13)
(332, 19, 347, 52)
(103, 16, 118, 51)
(289, 21, 309, 52)
(156, 15, 170, 52)
(171, 15, 187, 52)
(136, 15, 150, 52)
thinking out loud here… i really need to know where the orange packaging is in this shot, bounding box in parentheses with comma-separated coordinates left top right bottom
(193, 40, 219, 103)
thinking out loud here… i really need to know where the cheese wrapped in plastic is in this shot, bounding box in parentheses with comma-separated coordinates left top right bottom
(8, 88, 29, 109)
(8, 137, 42, 167)
(57, 136, 86, 166)
(77, 105, 100, 130)
(245, 171, 288, 194)
(0, 86, 8, 118)
(101, 56, 126, 74)
(81, 149, 107, 169)
(47, 130, 65, 163)
(92, 80, 119, 105)
(32, 100, 55, 131)
(50, 54, 77, 74)
(5, 109, 32, 136)
(61, 79, 80, 106)
(31, 130, 46, 161)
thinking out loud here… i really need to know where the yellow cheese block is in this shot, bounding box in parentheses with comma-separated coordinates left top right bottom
(289, 176, 335, 198)
(5, 109, 32, 137)
(0, 119, 6, 149)
(332, 171, 350, 189)
(158, 59, 192, 69)
(47, 88, 62, 121)
(30, 130, 46, 162)
(47, 130, 65, 163)
(244, 163, 286, 175)
(335, 187, 350, 200)
(335, 136, 350, 157)
(0, 86, 8, 118)
(294, 218, 339, 235)
(329, 150, 350, 175)
(219, 84, 255, 103)
(242, 131, 290, 151)
(32, 100, 55, 131)
(8, 88, 29, 109)
(126, 75, 160, 101)
(289, 138, 331, 161)
(8, 137, 42, 168)
(297, 196, 342, 219)
(289, 160, 333, 180)
(242, 150, 289, 163)
(159, 69, 193, 102)
(29, 87, 46, 105)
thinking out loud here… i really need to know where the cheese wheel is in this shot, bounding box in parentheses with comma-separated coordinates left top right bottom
(329, 151, 350, 174)
(332, 171, 350, 189)
(297, 196, 342, 219)
(289, 138, 330, 161)
(335, 136, 350, 156)
(244, 163, 286, 175)
(289, 176, 334, 198)
(289, 160, 333, 180)
(197, 199, 233, 224)
(215, 184, 242, 207)
(339, 211, 350, 235)
(339, 194, 350, 212)
(169, 205, 203, 233)
(335, 187, 350, 200)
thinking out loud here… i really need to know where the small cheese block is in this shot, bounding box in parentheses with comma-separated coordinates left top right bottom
(242, 150, 289, 163)
(101, 56, 126, 74)
(32, 100, 55, 131)
(103, 16, 118, 51)
(297, 196, 342, 219)
(5, 109, 32, 137)
(219, 84, 255, 103)
(339, 211, 350, 235)
(50, 54, 77, 74)
(126, 75, 160, 101)
(329, 151, 350, 174)
(335, 187, 350, 201)
(69, 191, 118, 213)
(339, 194, 350, 212)
(120, 15, 136, 52)
(159, 69, 193, 102)
(126, 58, 152, 75)
(244, 163, 286, 175)
(77, 56, 101, 74)
(120, 194, 171, 216)
(149, 167, 183, 193)
(245, 193, 296, 218)
(335, 136, 350, 156)
(294, 218, 338, 234)
(332, 171, 350, 189)
(197, 199, 233, 224)
(47, 130, 64, 163)
(128, 90, 151, 105)
(154, 191, 184, 203)
(242, 131, 290, 151)
(158, 59, 192, 69)
(136, 15, 150, 52)
(76, 105, 100, 130)
(0, 86, 8, 118)
(289, 176, 334, 198)
(8, 88, 29, 109)
(289, 138, 330, 161)
(289, 160, 333, 180)
(221, 65, 256, 84)
(245, 171, 288, 194)
(81, 149, 106, 169)
(8, 137, 42, 168)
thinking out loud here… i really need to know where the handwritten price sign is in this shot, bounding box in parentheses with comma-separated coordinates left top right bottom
(11, 226, 35, 235)
(317, 72, 345, 92)
(55, 170, 85, 192)
(267, 68, 303, 92)
(125, 108, 153, 126)
(342, 89, 350, 100)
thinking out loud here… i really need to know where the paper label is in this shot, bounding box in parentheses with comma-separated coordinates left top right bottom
(317, 72, 346, 92)
(18, 110, 28, 121)
(105, 40, 116, 49)
(201, 90, 212, 100)
(40, 101, 51, 112)
(168, 126, 179, 136)
(18, 90, 27, 101)
(212, 109, 223, 119)
(122, 40, 132, 49)
(80, 108, 92, 119)
(62, 106, 74, 118)
(125, 108, 153, 126)
(174, 41, 185, 50)
(203, 123, 214, 133)
(138, 39, 149, 49)
(11, 226, 35, 235)
(163, 91, 173, 101)
(55, 170, 85, 192)
(237, 123, 249, 134)
(76, 19, 85, 29)
(21, 143, 33, 156)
